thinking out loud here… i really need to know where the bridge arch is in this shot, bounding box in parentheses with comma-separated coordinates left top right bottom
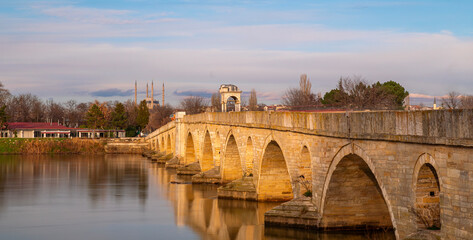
(166, 134, 172, 153)
(412, 153, 441, 230)
(320, 143, 397, 233)
(245, 137, 255, 176)
(297, 145, 312, 197)
(185, 132, 196, 165)
(221, 131, 243, 182)
(257, 138, 293, 201)
(214, 130, 222, 166)
(201, 130, 214, 172)
(161, 136, 165, 152)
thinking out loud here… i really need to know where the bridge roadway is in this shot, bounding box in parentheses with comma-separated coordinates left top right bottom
(145, 109, 473, 239)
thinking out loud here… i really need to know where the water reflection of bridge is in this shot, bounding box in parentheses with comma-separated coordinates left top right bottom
(150, 164, 279, 240)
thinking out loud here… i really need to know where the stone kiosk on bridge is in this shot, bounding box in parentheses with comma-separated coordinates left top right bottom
(145, 109, 473, 240)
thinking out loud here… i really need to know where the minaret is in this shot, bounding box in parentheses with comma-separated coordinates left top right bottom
(134, 81, 137, 105)
(162, 82, 165, 106)
(146, 83, 149, 98)
(433, 97, 437, 110)
(151, 81, 154, 109)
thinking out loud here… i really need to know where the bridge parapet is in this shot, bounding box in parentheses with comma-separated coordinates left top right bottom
(181, 109, 473, 147)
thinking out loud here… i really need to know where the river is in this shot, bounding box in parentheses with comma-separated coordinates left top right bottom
(0, 154, 395, 239)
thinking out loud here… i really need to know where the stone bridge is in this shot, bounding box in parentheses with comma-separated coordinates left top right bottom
(145, 109, 473, 239)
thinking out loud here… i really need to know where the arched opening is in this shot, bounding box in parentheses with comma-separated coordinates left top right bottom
(257, 141, 293, 201)
(166, 134, 172, 154)
(321, 154, 392, 230)
(225, 96, 237, 112)
(161, 136, 165, 152)
(222, 135, 242, 182)
(185, 133, 196, 165)
(202, 131, 213, 172)
(214, 131, 221, 166)
(298, 146, 312, 197)
(415, 163, 440, 229)
(245, 137, 254, 176)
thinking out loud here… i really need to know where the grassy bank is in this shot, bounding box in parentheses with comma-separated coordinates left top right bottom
(0, 138, 106, 154)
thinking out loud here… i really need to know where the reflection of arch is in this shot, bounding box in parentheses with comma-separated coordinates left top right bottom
(222, 134, 242, 182)
(185, 132, 196, 165)
(245, 137, 254, 175)
(413, 153, 441, 229)
(320, 144, 396, 232)
(257, 140, 293, 201)
(201, 131, 214, 172)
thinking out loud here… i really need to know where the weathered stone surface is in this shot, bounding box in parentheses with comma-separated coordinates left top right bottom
(177, 162, 201, 175)
(105, 138, 148, 154)
(264, 196, 319, 229)
(192, 167, 221, 184)
(165, 156, 181, 169)
(145, 110, 473, 240)
(217, 177, 257, 201)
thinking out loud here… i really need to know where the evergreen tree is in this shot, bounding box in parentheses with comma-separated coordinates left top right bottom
(86, 104, 105, 129)
(111, 102, 127, 129)
(136, 100, 149, 131)
(381, 80, 409, 109)
(0, 105, 8, 130)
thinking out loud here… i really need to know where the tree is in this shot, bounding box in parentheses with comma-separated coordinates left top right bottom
(282, 74, 320, 109)
(460, 95, 473, 109)
(45, 99, 65, 123)
(211, 92, 221, 112)
(321, 89, 341, 105)
(136, 100, 150, 131)
(86, 104, 105, 129)
(381, 80, 409, 109)
(0, 81, 11, 107)
(249, 89, 258, 111)
(0, 105, 8, 130)
(111, 102, 127, 129)
(442, 91, 460, 109)
(148, 105, 174, 130)
(180, 96, 208, 115)
(321, 76, 401, 110)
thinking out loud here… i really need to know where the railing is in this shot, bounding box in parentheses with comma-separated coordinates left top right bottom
(149, 109, 473, 147)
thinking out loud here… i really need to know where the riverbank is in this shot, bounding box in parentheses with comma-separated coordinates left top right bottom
(0, 138, 106, 154)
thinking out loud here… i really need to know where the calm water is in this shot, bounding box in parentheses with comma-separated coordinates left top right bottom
(0, 155, 395, 240)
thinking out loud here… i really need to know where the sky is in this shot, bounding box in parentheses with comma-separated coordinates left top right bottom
(0, 0, 472, 106)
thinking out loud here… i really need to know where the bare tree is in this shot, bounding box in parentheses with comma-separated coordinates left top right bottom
(124, 99, 138, 127)
(148, 105, 174, 130)
(180, 96, 208, 115)
(211, 92, 221, 112)
(0, 81, 11, 107)
(442, 91, 460, 109)
(45, 99, 66, 123)
(249, 89, 258, 111)
(460, 95, 473, 109)
(282, 74, 320, 109)
(7, 94, 45, 122)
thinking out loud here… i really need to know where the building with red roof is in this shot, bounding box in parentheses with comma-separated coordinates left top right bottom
(1, 122, 125, 138)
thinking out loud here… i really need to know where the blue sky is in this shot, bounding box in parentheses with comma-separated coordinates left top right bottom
(0, 0, 472, 105)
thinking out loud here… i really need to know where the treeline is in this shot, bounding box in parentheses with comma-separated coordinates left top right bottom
(0, 82, 155, 137)
(283, 75, 409, 111)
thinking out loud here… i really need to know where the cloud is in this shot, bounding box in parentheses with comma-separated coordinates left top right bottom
(90, 88, 134, 97)
(173, 90, 214, 98)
